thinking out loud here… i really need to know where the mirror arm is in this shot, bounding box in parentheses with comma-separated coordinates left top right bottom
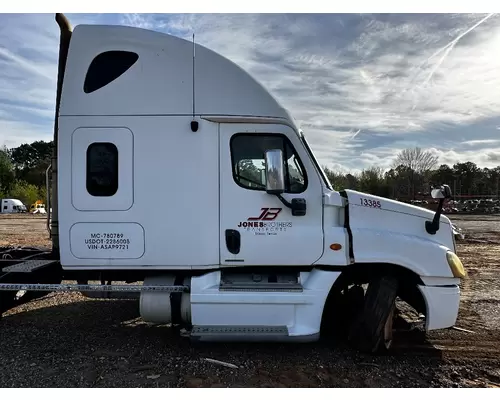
(275, 193, 293, 209)
(272, 193, 307, 217)
(425, 197, 445, 235)
(426, 183, 452, 235)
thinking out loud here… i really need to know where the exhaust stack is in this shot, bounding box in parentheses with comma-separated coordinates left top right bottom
(51, 13, 72, 258)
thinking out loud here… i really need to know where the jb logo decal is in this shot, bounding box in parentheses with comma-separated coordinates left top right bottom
(237, 207, 292, 235)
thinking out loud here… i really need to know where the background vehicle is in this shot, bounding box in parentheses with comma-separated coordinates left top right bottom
(29, 200, 47, 214)
(0, 198, 26, 214)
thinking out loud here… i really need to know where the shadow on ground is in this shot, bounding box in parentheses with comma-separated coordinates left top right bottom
(0, 296, 449, 388)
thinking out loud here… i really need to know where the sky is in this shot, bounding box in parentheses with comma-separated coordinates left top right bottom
(1, 13, 500, 173)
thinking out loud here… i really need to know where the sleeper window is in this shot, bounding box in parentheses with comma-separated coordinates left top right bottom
(231, 134, 307, 193)
(86, 142, 119, 197)
(83, 50, 139, 94)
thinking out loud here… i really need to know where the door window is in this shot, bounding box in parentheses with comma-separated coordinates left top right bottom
(86, 142, 119, 197)
(230, 133, 307, 194)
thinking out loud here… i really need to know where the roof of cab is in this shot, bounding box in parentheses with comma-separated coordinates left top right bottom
(2, 198, 24, 204)
(59, 24, 294, 122)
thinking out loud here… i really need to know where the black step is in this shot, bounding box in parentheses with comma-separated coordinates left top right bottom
(191, 325, 289, 341)
(1, 260, 57, 273)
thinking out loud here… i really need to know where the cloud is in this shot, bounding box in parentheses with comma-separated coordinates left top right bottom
(1, 13, 500, 173)
(461, 139, 500, 147)
(486, 152, 500, 163)
(0, 13, 112, 148)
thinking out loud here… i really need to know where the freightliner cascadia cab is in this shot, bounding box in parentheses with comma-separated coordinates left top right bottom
(26, 14, 465, 352)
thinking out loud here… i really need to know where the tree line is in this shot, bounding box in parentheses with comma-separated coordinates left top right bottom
(0, 141, 51, 207)
(1, 140, 499, 206)
(324, 147, 500, 200)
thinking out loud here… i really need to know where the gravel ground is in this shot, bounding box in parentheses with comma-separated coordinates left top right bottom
(1, 214, 500, 388)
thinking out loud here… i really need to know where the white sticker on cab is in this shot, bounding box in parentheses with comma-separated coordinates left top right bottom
(70, 222, 145, 259)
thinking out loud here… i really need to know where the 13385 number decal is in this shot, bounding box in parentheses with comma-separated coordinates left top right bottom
(360, 197, 382, 208)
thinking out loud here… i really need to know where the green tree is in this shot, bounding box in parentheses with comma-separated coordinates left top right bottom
(9, 140, 52, 188)
(384, 165, 413, 199)
(359, 166, 389, 197)
(392, 147, 438, 199)
(0, 146, 15, 194)
(9, 180, 40, 207)
(236, 159, 264, 188)
(38, 186, 48, 206)
(452, 162, 480, 196)
(432, 164, 455, 185)
(9, 140, 52, 170)
(323, 166, 360, 191)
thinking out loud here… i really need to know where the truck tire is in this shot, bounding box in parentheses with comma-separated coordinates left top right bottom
(346, 285, 365, 318)
(348, 276, 398, 353)
(321, 284, 365, 339)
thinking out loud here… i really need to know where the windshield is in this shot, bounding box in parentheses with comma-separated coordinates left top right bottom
(300, 132, 333, 191)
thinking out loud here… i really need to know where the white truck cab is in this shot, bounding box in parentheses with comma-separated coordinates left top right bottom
(0, 199, 26, 214)
(0, 14, 465, 354)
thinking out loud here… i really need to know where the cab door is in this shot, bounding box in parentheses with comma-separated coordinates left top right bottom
(219, 123, 324, 266)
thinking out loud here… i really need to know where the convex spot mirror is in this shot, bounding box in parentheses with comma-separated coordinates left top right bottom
(431, 184, 452, 199)
(264, 149, 285, 195)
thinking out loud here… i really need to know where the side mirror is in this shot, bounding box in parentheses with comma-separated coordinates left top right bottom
(264, 149, 285, 195)
(430, 184, 452, 200)
(426, 184, 452, 235)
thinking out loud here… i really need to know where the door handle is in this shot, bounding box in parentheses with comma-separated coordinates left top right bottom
(225, 229, 241, 254)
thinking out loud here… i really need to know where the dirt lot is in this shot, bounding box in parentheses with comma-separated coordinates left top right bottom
(1, 214, 500, 388)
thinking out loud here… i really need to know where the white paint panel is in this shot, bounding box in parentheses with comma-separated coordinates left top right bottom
(315, 192, 350, 266)
(418, 285, 460, 330)
(60, 24, 290, 119)
(59, 116, 219, 269)
(344, 190, 456, 277)
(192, 304, 295, 327)
(351, 228, 454, 278)
(61, 25, 193, 116)
(194, 44, 290, 118)
(71, 127, 134, 211)
(219, 123, 326, 266)
(70, 222, 145, 259)
(345, 189, 454, 250)
(190, 270, 341, 337)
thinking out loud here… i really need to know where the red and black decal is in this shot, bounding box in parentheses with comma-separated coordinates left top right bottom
(247, 207, 282, 221)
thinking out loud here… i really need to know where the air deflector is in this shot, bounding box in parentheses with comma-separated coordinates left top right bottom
(83, 50, 139, 94)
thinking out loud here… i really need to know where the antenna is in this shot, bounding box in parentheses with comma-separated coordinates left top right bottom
(190, 33, 198, 132)
(191, 32, 198, 132)
(192, 33, 195, 118)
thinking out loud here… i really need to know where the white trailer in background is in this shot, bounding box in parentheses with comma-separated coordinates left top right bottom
(0, 199, 26, 214)
(0, 14, 466, 353)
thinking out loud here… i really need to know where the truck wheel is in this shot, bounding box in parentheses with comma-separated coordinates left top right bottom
(348, 276, 398, 353)
(346, 284, 365, 317)
(322, 283, 365, 339)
